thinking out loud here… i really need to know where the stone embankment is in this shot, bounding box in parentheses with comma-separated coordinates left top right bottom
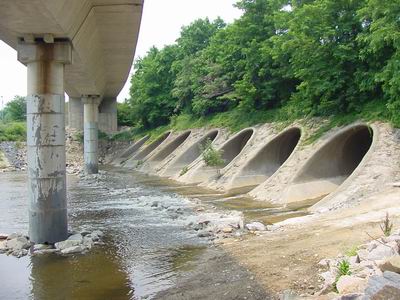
(0, 128, 130, 174)
(0, 230, 104, 258)
(302, 230, 400, 299)
(0, 141, 27, 172)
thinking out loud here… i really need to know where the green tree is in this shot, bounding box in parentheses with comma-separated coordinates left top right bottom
(117, 101, 134, 126)
(3, 96, 26, 122)
(172, 18, 227, 114)
(357, 0, 400, 125)
(275, 0, 368, 116)
(128, 45, 179, 129)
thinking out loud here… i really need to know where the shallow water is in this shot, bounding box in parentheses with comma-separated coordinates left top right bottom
(0, 167, 313, 300)
(0, 169, 206, 300)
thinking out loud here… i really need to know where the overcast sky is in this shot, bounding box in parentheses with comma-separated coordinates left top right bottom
(0, 0, 242, 108)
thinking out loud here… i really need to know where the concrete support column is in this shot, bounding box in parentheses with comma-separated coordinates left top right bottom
(18, 40, 72, 244)
(99, 97, 117, 134)
(83, 95, 101, 174)
(68, 97, 84, 131)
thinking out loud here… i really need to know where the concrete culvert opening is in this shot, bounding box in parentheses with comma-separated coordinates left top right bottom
(120, 135, 149, 159)
(134, 131, 171, 161)
(284, 124, 373, 203)
(165, 130, 219, 175)
(220, 128, 254, 168)
(234, 128, 301, 188)
(150, 131, 191, 162)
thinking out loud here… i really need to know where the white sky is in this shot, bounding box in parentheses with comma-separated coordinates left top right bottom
(0, 0, 242, 108)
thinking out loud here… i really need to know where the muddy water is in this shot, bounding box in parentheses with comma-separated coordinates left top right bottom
(0, 167, 313, 300)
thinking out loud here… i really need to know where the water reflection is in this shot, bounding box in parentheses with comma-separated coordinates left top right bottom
(30, 248, 131, 300)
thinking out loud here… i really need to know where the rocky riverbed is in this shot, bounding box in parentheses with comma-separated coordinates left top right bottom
(79, 171, 270, 245)
(0, 230, 104, 258)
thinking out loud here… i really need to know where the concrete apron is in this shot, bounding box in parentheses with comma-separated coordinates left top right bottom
(18, 41, 71, 244)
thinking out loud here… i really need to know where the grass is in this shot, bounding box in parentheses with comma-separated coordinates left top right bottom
(333, 259, 352, 292)
(345, 246, 358, 257)
(380, 212, 394, 237)
(126, 98, 393, 147)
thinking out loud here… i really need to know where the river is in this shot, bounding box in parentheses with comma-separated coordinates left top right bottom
(0, 167, 310, 299)
(0, 168, 213, 299)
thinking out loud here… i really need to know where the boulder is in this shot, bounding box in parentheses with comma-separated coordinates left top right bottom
(7, 236, 31, 251)
(336, 275, 367, 294)
(318, 270, 337, 294)
(364, 271, 400, 299)
(33, 244, 53, 251)
(245, 222, 266, 231)
(349, 256, 360, 265)
(80, 231, 91, 237)
(12, 249, 28, 258)
(382, 235, 400, 243)
(357, 249, 369, 262)
(67, 233, 83, 243)
(83, 237, 94, 249)
(378, 256, 400, 274)
(7, 232, 21, 240)
(367, 241, 380, 252)
(33, 249, 60, 255)
(367, 244, 398, 261)
(61, 245, 86, 255)
(55, 240, 81, 250)
(197, 230, 212, 238)
(92, 230, 104, 237)
(222, 227, 233, 234)
(0, 240, 7, 252)
(86, 234, 99, 242)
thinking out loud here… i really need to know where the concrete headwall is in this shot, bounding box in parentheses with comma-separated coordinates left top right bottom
(112, 121, 399, 213)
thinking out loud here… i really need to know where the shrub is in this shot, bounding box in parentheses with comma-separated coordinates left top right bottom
(180, 166, 189, 176)
(200, 138, 224, 176)
(0, 122, 26, 142)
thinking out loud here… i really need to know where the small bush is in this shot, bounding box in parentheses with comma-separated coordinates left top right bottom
(98, 130, 110, 141)
(180, 166, 189, 176)
(200, 138, 224, 167)
(0, 122, 26, 142)
(74, 132, 84, 143)
(200, 138, 224, 177)
(380, 212, 394, 237)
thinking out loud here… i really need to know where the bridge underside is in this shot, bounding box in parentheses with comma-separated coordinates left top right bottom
(0, 0, 143, 243)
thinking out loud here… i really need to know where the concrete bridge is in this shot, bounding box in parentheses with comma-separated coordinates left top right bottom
(0, 0, 143, 243)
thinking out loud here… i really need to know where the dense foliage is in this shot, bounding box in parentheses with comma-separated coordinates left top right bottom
(124, 0, 400, 130)
(0, 122, 26, 142)
(0, 96, 27, 141)
(0, 96, 26, 122)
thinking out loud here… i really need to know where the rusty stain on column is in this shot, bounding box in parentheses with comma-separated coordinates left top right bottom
(18, 40, 72, 243)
